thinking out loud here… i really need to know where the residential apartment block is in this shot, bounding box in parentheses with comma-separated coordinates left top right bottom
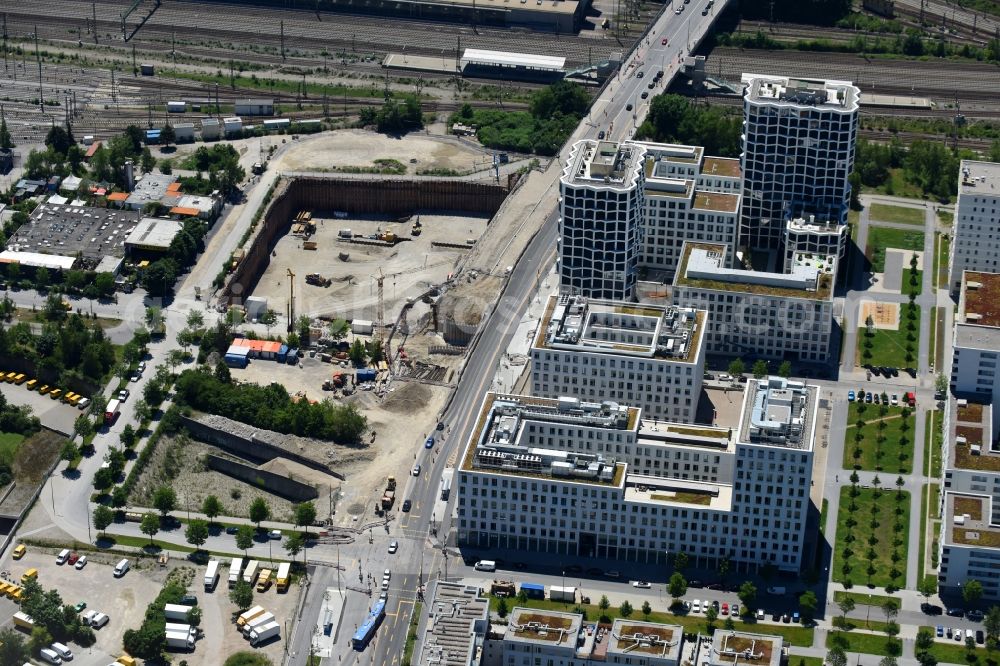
(559, 140, 646, 300)
(950, 271, 1000, 435)
(530, 295, 706, 422)
(456, 377, 816, 572)
(672, 242, 835, 361)
(939, 397, 1000, 601)
(949, 161, 1000, 292)
(740, 73, 859, 256)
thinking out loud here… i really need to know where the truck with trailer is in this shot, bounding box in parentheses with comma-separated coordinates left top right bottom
(204, 559, 220, 591)
(242, 612, 275, 637)
(249, 620, 281, 646)
(243, 560, 260, 585)
(440, 469, 453, 500)
(236, 605, 266, 628)
(276, 562, 291, 593)
(519, 582, 545, 600)
(163, 604, 194, 622)
(380, 490, 395, 511)
(228, 558, 244, 587)
(549, 586, 576, 602)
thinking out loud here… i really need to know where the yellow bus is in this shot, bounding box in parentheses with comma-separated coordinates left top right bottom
(49, 389, 62, 400)
(4, 372, 15, 382)
(38, 385, 50, 394)
(25, 379, 37, 391)
(13, 373, 25, 384)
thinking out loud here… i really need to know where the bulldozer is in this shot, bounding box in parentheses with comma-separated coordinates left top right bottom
(305, 273, 332, 287)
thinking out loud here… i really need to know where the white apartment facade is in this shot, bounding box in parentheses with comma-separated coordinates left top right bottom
(740, 73, 859, 255)
(672, 242, 835, 361)
(949, 161, 1000, 292)
(559, 140, 646, 301)
(456, 378, 816, 573)
(530, 295, 706, 422)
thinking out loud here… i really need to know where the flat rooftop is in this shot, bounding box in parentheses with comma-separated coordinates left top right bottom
(624, 474, 733, 510)
(742, 72, 860, 112)
(636, 141, 704, 166)
(461, 393, 631, 486)
(944, 492, 1000, 549)
(674, 242, 834, 300)
(124, 173, 177, 209)
(418, 581, 489, 666)
(960, 271, 1000, 328)
(608, 620, 684, 660)
(949, 397, 999, 472)
(737, 377, 817, 451)
(702, 157, 741, 179)
(7, 201, 141, 261)
(505, 608, 581, 647)
(124, 217, 183, 251)
(535, 295, 704, 363)
(710, 631, 784, 666)
(563, 140, 645, 190)
(693, 192, 740, 214)
(461, 49, 566, 72)
(959, 160, 1000, 196)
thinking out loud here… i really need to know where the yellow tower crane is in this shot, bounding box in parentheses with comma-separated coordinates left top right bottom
(286, 268, 295, 333)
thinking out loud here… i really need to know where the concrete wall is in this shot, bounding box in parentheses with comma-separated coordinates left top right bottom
(205, 455, 319, 502)
(178, 415, 345, 480)
(221, 176, 508, 304)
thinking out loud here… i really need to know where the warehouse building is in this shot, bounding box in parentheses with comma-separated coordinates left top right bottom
(0, 250, 76, 271)
(456, 376, 817, 572)
(6, 202, 141, 261)
(235, 99, 274, 116)
(124, 217, 184, 254)
(530, 295, 705, 422)
(124, 173, 178, 210)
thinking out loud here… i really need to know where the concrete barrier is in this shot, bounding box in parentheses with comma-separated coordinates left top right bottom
(205, 455, 319, 502)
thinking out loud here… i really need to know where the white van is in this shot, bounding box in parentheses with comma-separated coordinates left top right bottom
(49, 642, 74, 660)
(113, 558, 130, 577)
(56, 549, 71, 565)
(474, 560, 496, 572)
(90, 612, 110, 628)
(38, 648, 62, 664)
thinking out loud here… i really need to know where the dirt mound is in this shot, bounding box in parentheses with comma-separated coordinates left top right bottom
(380, 382, 432, 414)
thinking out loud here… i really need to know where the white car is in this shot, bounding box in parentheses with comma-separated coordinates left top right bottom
(412, 464, 421, 476)
(632, 580, 651, 588)
(756, 608, 766, 620)
(384, 568, 391, 580)
(74, 555, 88, 569)
(381, 578, 390, 591)
(692, 600, 701, 613)
(388, 540, 398, 554)
(955, 629, 963, 642)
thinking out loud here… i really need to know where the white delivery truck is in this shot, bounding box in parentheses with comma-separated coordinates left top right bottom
(242, 612, 275, 637)
(165, 628, 195, 650)
(163, 604, 194, 622)
(243, 560, 260, 585)
(236, 605, 266, 629)
(204, 559, 220, 591)
(228, 557, 244, 588)
(165, 622, 193, 634)
(249, 620, 280, 646)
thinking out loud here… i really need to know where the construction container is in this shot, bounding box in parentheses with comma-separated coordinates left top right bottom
(201, 118, 221, 140)
(276, 345, 289, 363)
(356, 368, 377, 383)
(223, 117, 243, 135)
(262, 118, 290, 131)
(167, 101, 187, 113)
(224, 348, 249, 368)
(140, 63, 154, 75)
(173, 123, 195, 142)
(351, 319, 374, 335)
(286, 349, 299, 365)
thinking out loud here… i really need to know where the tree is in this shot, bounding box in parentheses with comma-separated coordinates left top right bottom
(140, 147, 156, 174)
(119, 423, 137, 448)
(642, 600, 652, 618)
(93, 505, 114, 536)
(284, 532, 305, 562)
(497, 596, 509, 619)
(916, 652, 938, 666)
(934, 373, 948, 396)
(673, 551, 689, 572)
(984, 606, 1000, 643)
(827, 645, 848, 666)
(799, 591, 818, 622)
(668, 572, 687, 601)
(60, 440, 78, 463)
(152, 485, 177, 517)
(838, 597, 856, 625)
(202, 495, 223, 522)
(880, 657, 898, 666)
(185, 519, 210, 549)
(73, 414, 95, 440)
(229, 580, 254, 612)
(777, 360, 793, 378)
(45, 125, 73, 155)
(727, 358, 745, 377)
(186, 310, 205, 330)
(249, 497, 271, 528)
(599, 595, 610, 614)
(706, 605, 719, 627)
(752, 359, 769, 379)
(0, 627, 29, 663)
(160, 123, 176, 147)
(214, 359, 232, 384)
(259, 309, 278, 335)
(0, 114, 13, 150)
(916, 627, 935, 652)
(294, 501, 317, 535)
(619, 600, 633, 618)
(738, 581, 757, 610)
(235, 525, 255, 555)
(140, 512, 160, 545)
(963, 579, 983, 606)
(881, 600, 899, 625)
(348, 338, 366, 366)
(29, 625, 54, 659)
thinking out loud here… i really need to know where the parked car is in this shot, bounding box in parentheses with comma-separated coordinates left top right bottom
(632, 581, 651, 589)
(891, 394, 899, 406)
(968, 610, 984, 621)
(936, 625, 944, 637)
(401, 499, 412, 512)
(732, 604, 740, 616)
(118, 389, 129, 402)
(721, 603, 729, 615)
(781, 614, 791, 623)
(74, 556, 88, 570)
(976, 630, 985, 645)
(947, 607, 965, 617)
(955, 629, 964, 642)
(412, 464, 421, 476)
(947, 627, 953, 638)
(792, 612, 801, 623)
(692, 600, 701, 613)
(757, 609, 765, 620)
(848, 390, 855, 401)
(67, 552, 80, 565)
(688, 580, 704, 588)
(226, 526, 239, 535)
(268, 530, 282, 540)
(425, 437, 434, 449)
(605, 570, 621, 579)
(388, 541, 398, 554)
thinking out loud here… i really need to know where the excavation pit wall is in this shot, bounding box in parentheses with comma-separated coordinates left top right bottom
(220, 176, 509, 305)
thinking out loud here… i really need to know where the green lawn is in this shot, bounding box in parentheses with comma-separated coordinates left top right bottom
(827, 631, 902, 657)
(937, 233, 951, 289)
(0, 432, 25, 466)
(929, 410, 943, 478)
(487, 596, 815, 646)
(903, 268, 923, 296)
(917, 628, 1000, 666)
(833, 591, 900, 610)
(843, 402, 917, 473)
(870, 203, 926, 226)
(401, 601, 422, 666)
(936, 209, 954, 225)
(832, 485, 911, 589)
(919, 483, 930, 584)
(857, 303, 921, 372)
(789, 657, 824, 666)
(821, 499, 829, 535)
(867, 227, 926, 272)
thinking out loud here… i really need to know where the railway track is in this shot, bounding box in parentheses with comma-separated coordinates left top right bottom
(893, 0, 1000, 41)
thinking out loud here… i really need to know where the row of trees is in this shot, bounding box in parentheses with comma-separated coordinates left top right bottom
(851, 137, 979, 205)
(360, 95, 424, 135)
(726, 358, 793, 380)
(839, 474, 908, 591)
(0, 313, 118, 385)
(173, 367, 368, 442)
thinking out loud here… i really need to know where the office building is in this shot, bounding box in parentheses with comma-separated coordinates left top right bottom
(456, 377, 816, 572)
(950, 271, 1000, 434)
(502, 607, 684, 666)
(672, 242, 835, 361)
(938, 396, 1000, 601)
(416, 581, 490, 666)
(949, 161, 1000, 292)
(531, 295, 705, 422)
(740, 73, 859, 255)
(559, 140, 646, 300)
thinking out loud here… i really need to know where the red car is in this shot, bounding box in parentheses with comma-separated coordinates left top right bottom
(67, 552, 80, 565)
(661, 37, 668, 45)
(721, 602, 729, 615)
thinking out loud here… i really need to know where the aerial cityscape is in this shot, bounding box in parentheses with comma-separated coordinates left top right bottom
(0, 0, 997, 664)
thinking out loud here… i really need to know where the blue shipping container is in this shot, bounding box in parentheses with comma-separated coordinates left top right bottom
(276, 345, 289, 362)
(520, 583, 545, 599)
(356, 368, 376, 382)
(224, 354, 248, 369)
(286, 349, 299, 364)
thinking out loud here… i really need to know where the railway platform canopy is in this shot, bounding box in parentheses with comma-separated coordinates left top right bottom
(460, 48, 565, 82)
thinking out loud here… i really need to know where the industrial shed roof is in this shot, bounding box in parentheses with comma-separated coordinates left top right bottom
(460, 49, 565, 72)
